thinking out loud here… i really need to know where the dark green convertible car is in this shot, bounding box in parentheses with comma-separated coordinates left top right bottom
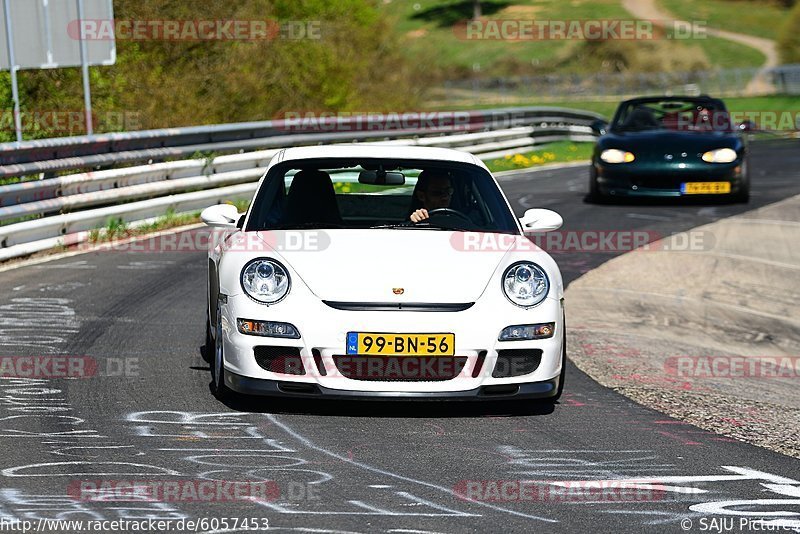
(589, 96, 750, 202)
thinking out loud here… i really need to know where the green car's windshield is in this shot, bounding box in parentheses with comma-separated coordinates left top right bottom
(612, 99, 733, 133)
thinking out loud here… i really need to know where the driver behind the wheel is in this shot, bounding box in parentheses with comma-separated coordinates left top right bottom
(409, 170, 454, 223)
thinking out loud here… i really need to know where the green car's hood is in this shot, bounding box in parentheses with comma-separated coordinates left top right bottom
(600, 129, 741, 150)
(596, 130, 744, 164)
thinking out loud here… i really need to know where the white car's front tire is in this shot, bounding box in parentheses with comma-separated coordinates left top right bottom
(552, 328, 566, 401)
(211, 302, 232, 400)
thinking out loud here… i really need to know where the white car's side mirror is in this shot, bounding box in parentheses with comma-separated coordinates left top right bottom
(201, 204, 240, 228)
(519, 208, 563, 232)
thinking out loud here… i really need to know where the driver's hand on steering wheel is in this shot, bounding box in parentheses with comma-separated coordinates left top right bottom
(410, 209, 429, 223)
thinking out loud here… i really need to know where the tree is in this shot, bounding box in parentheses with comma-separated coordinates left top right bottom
(0, 0, 422, 138)
(778, 1, 800, 64)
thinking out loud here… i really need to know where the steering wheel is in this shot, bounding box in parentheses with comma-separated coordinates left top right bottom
(426, 208, 472, 224)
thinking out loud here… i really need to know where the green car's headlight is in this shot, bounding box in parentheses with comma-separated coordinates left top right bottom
(600, 149, 635, 164)
(241, 258, 291, 304)
(502, 262, 549, 308)
(702, 148, 738, 163)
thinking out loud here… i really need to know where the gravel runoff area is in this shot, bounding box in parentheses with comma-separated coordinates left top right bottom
(565, 194, 800, 459)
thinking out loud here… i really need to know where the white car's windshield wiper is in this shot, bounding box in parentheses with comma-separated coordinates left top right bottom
(370, 223, 427, 230)
(370, 222, 471, 232)
(267, 222, 344, 230)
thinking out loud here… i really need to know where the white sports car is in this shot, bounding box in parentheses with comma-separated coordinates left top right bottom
(202, 145, 566, 402)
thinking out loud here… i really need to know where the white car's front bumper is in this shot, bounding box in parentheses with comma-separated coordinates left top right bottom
(218, 291, 564, 400)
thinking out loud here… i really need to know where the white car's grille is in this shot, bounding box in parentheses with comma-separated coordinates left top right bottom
(492, 349, 542, 378)
(254, 346, 305, 375)
(322, 301, 474, 312)
(331, 355, 468, 382)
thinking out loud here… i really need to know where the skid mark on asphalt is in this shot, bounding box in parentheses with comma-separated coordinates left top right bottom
(486, 446, 800, 528)
(498, 446, 676, 479)
(33, 261, 95, 270)
(199, 528, 364, 534)
(0, 298, 79, 354)
(265, 414, 556, 523)
(123, 411, 476, 520)
(625, 213, 673, 221)
(8, 282, 88, 293)
(0, 380, 188, 523)
(0, 487, 184, 524)
(118, 261, 177, 270)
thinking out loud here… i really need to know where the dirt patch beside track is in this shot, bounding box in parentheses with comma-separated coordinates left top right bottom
(566, 194, 800, 458)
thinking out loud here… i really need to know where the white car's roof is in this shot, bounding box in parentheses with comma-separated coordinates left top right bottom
(277, 144, 486, 168)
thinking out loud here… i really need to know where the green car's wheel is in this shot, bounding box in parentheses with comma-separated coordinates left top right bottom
(587, 166, 604, 203)
(733, 159, 750, 203)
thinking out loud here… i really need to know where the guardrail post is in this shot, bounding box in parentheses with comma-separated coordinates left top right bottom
(2, 0, 23, 144)
(76, 0, 94, 136)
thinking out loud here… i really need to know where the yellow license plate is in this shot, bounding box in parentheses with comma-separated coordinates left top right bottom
(346, 332, 455, 356)
(681, 182, 731, 194)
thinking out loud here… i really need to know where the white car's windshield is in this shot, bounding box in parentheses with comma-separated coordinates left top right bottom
(246, 158, 519, 234)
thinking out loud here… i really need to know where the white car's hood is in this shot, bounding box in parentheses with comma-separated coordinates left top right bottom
(256, 230, 516, 303)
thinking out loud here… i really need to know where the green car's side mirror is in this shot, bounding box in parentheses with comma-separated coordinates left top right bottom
(590, 119, 608, 136)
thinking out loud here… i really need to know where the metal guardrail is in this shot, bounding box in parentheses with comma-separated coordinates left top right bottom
(0, 125, 594, 218)
(0, 150, 281, 214)
(0, 108, 602, 262)
(0, 107, 603, 178)
(0, 184, 258, 262)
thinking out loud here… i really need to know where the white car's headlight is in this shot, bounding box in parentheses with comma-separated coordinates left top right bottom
(702, 148, 738, 163)
(600, 149, 635, 164)
(241, 258, 290, 304)
(502, 262, 549, 308)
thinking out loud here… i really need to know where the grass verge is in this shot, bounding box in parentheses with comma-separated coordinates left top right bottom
(658, 0, 788, 40)
(86, 201, 249, 245)
(87, 211, 200, 244)
(382, 0, 767, 81)
(382, 0, 631, 76)
(484, 141, 593, 172)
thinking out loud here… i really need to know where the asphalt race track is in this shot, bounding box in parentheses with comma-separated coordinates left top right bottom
(0, 141, 798, 533)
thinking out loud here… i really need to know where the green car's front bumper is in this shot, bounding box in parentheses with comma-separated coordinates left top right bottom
(593, 160, 747, 198)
